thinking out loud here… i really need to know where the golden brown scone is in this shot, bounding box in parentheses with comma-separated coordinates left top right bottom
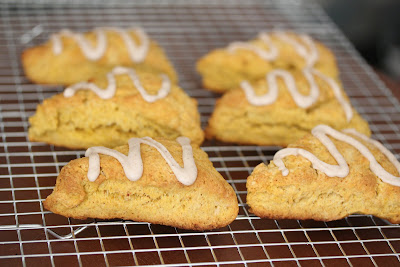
(44, 137, 239, 230)
(247, 125, 400, 223)
(206, 69, 370, 146)
(196, 31, 338, 93)
(22, 28, 177, 85)
(29, 68, 204, 149)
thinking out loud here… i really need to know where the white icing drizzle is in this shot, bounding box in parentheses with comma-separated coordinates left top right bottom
(273, 125, 400, 187)
(312, 69, 353, 122)
(227, 31, 318, 67)
(51, 27, 149, 63)
(241, 68, 353, 121)
(63, 66, 171, 102)
(227, 32, 278, 61)
(274, 32, 319, 67)
(85, 137, 198, 186)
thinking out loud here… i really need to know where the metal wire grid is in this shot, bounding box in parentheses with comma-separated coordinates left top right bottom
(1, 1, 400, 266)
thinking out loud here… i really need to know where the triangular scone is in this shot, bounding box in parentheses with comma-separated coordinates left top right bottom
(206, 68, 370, 146)
(247, 125, 400, 223)
(196, 31, 338, 93)
(22, 27, 177, 85)
(29, 67, 204, 149)
(43, 137, 239, 230)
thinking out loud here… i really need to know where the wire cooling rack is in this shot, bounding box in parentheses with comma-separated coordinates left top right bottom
(1, 1, 400, 266)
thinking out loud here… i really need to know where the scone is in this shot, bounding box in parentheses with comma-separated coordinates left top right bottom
(43, 137, 239, 230)
(206, 68, 370, 146)
(247, 125, 400, 223)
(22, 27, 177, 85)
(196, 31, 338, 93)
(29, 66, 204, 149)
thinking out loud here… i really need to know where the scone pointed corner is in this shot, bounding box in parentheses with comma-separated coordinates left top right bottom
(43, 137, 238, 231)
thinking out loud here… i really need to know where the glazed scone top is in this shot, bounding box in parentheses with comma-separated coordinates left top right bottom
(51, 27, 149, 62)
(64, 66, 171, 102)
(22, 26, 178, 85)
(86, 136, 197, 185)
(196, 31, 339, 93)
(228, 31, 318, 67)
(241, 68, 353, 121)
(28, 68, 205, 147)
(220, 69, 352, 113)
(225, 31, 335, 72)
(273, 125, 400, 186)
(62, 68, 175, 100)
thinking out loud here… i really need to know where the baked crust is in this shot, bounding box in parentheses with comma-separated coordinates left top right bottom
(28, 70, 204, 149)
(196, 32, 338, 93)
(246, 130, 400, 223)
(43, 138, 239, 230)
(22, 29, 177, 85)
(206, 70, 370, 146)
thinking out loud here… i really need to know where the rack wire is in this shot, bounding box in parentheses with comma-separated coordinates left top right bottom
(1, 1, 400, 266)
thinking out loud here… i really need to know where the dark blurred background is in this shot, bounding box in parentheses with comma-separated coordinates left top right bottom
(321, 0, 400, 81)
